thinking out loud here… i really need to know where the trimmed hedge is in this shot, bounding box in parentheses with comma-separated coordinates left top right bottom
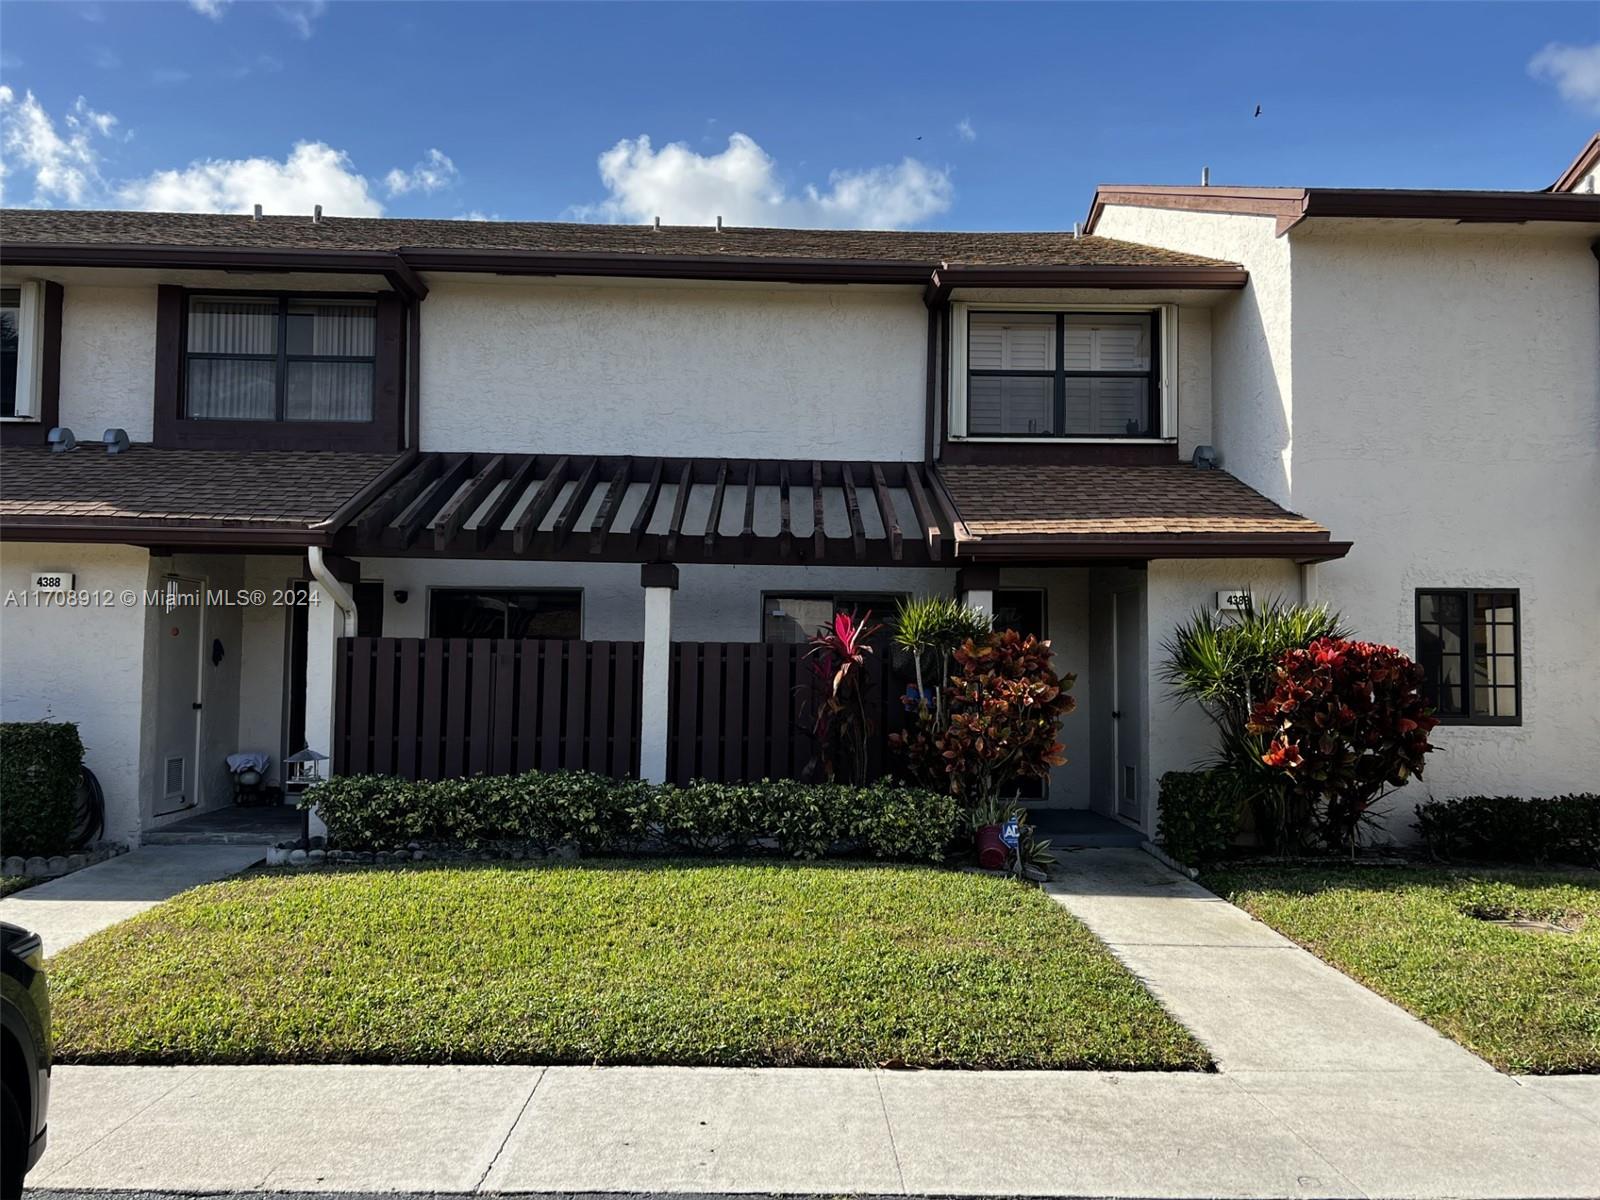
(1156, 770, 1242, 866)
(305, 771, 963, 863)
(0, 721, 84, 859)
(1414, 794, 1599, 868)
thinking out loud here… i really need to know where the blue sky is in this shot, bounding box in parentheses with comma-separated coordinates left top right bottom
(1, 1, 1596, 229)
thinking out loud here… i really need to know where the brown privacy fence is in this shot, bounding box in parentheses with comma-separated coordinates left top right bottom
(665, 642, 910, 785)
(334, 637, 643, 780)
(335, 637, 912, 785)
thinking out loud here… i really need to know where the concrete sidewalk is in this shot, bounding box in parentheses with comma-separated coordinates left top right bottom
(27, 1063, 1598, 1197)
(0, 843, 265, 953)
(23, 848, 1600, 1197)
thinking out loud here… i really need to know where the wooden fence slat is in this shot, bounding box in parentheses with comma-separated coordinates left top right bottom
(468, 637, 493, 775)
(372, 638, 397, 775)
(396, 639, 420, 779)
(747, 646, 769, 780)
(539, 639, 563, 772)
(333, 638, 352, 774)
(444, 638, 470, 778)
(672, 642, 698, 784)
(699, 643, 722, 783)
(349, 637, 373, 774)
(492, 640, 517, 775)
(515, 640, 541, 772)
(586, 641, 611, 773)
(421, 639, 444, 779)
(612, 642, 637, 778)
(562, 642, 588, 770)
(722, 643, 744, 781)
(771, 644, 791, 779)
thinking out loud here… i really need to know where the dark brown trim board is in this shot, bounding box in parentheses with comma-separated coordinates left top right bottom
(1086, 185, 1600, 236)
(1549, 134, 1600, 193)
(926, 264, 1247, 305)
(0, 517, 336, 549)
(0, 281, 62, 447)
(959, 534, 1352, 565)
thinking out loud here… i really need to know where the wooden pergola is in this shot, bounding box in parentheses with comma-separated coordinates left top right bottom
(335, 452, 966, 566)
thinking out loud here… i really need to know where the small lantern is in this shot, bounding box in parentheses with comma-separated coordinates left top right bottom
(284, 747, 328, 789)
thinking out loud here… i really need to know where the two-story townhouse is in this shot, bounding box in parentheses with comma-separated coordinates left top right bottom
(2, 138, 1595, 848)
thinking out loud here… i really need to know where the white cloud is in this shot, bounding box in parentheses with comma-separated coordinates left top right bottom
(188, 0, 231, 18)
(457, 210, 497, 222)
(118, 141, 385, 215)
(0, 87, 114, 205)
(384, 147, 458, 196)
(276, 0, 327, 40)
(1529, 41, 1600, 114)
(574, 132, 952, 229)
(0, 88, 464, 218)
(956, 118, 976, 143)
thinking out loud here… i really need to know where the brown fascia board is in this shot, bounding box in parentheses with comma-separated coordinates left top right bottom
(958, 533, 1352, 564)
(0, 517, 335, 549)
(0, 243, 429, 300)
(1086, 185, 1600, 236)
(922, 263, 1248, 306)
(398, 247, 934, 285)
(1549, 134, 1600, 192)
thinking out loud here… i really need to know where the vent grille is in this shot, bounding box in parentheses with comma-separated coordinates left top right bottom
(163, 755, 186, 798)
(1122, 764, 1137, 804)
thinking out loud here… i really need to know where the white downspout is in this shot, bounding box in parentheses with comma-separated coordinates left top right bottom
(307, 545, 358, 637)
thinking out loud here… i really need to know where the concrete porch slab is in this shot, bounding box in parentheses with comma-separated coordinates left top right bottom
(0, 843, 267, 954)
(483, 1066, 903, 1194)
(142, 804, 302, 846)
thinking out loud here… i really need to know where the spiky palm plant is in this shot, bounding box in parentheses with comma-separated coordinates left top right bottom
(1159, 597, 1347, 851)
(893, 595, 991, 722)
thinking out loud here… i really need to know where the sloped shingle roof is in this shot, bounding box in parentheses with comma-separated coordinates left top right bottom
(0, 209, 1237, 270)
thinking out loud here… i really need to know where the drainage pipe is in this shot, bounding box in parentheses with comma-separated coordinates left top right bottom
(307, 545, 358, 638)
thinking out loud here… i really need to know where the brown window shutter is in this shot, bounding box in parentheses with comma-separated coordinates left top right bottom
(152, 284, 184, 445)
(374, 293, 404, 451)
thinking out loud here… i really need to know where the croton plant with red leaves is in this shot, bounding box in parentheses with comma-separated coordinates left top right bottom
(1247, 637, 1439, 854)
(892, 629, 1076, 814)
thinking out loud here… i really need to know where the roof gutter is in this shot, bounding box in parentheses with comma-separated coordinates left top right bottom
(955, 534, 1352, 564)
(924, 262, 1248, 306)
(1, 243, 429, 301)
(396, 248, 933, 286)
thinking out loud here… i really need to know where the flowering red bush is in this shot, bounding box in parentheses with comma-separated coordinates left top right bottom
(1248, 638, 1439, 853)
(892, 629, 1076, 813)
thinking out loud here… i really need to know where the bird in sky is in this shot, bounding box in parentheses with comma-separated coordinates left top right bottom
(1254, 104, 1263, 117)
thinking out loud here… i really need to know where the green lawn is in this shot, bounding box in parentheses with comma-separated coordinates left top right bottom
(49, 860, 1209, 1070)
(1206, 865, 1600, 1074)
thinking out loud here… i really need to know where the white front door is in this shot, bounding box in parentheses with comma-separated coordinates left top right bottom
(153, 577, 206, 817)
(1113, 588, 1143, 824)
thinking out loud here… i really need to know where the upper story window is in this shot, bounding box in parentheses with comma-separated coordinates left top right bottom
(1, 283, 44, 421)
(950, 304, 1175, 441)
(185, 295, 376, 423)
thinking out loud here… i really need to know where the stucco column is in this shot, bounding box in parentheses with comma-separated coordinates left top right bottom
(956, 565, 999, 620)
(639, 563, 678, 784)
(1299, 562, 1320, 607)
(300, 582, 342, 839)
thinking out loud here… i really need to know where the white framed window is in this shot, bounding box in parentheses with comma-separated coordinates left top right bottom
(1, 281, 46, 421)
(949, 302, 1179, 441)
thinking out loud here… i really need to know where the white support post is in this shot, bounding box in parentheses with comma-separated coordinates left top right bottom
(1299, 562, 1320, 607)
(639, 563, 678, 784)
(301, 582, 341, 839)
(957, 565, 999, 622)
(963, 588, 995, 619)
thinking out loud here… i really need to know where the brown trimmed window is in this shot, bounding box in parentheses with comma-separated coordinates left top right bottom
(966, 310, 1158, 438)
(762, 593, 905, 645)
(428, 589, 582, 639)
(1415, 589, 1521, 725)
(185, 295, 377, 422)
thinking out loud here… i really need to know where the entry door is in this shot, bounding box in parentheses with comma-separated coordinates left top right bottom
(1112, 589, 1143, 823)
(154, 578, 205, 816)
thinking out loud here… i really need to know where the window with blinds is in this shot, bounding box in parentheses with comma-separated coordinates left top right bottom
(185, 295, 377, 422)
(965, 310, 1157, 438)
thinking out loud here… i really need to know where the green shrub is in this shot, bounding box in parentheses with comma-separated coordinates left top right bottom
(0, 721, 85, 858)
(302, 771, 957, 863)
(1156, 770, 1243, 865)
(1414, 794, 1600, 868)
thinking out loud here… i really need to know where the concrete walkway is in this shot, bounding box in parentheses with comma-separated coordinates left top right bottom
(22, 848, 1600, 1198)
(0, 843, 265, 953)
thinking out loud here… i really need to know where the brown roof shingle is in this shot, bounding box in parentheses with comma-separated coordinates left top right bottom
(0, 445, 401, 535)
(940, 464, 1329, 540)
(0, 208, 1237, 270)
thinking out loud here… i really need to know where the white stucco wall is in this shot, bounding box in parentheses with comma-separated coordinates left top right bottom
(419, 279, 929, 461)
(1091, 207, 1295, 502)
(0, 543, 152, 843)
(235, 557, 293, 782)
(1288, 226, 1600, 822)
(58, 285, 158, 442)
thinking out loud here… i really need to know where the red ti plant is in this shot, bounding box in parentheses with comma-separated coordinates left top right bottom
(1247, 637, 1439, 855)
(804, 609, 882, 783)
(892, 629, 1076, 814)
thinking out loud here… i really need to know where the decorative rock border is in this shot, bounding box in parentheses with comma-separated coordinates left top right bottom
(2, 841, 131, 881)
(263, 840, 578, 868)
